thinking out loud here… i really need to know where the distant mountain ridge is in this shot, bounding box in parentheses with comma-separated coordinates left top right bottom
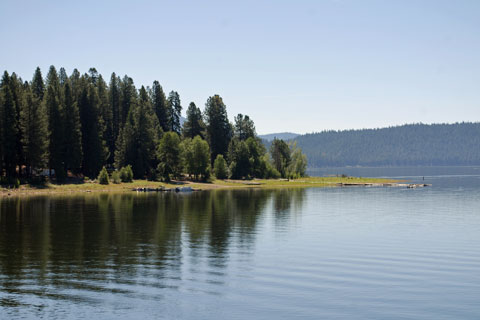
(292, 122, 480, 168)
(259, 132, 300, 141)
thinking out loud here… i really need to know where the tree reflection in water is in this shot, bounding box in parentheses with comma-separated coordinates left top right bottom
(0, 189, 305, 307)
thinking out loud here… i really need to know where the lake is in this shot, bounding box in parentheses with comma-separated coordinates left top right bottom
(1, 167, 479, 319)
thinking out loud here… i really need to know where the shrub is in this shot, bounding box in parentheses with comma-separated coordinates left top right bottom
(97, 167, 110, 185)
(14, 178, 20, 189)
(120, 165, 134, 182)
(213, 154, 228, 179)
(111, 171, 121, 184)
(265, 162, 281, 179)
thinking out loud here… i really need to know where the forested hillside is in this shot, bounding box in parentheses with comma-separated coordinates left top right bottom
(295, 123, 480, 167)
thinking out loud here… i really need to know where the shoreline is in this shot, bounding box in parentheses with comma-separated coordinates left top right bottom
(0, 177, 406, 197)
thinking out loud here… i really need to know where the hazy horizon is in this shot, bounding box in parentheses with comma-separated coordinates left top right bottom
(258, 121, 480, 136)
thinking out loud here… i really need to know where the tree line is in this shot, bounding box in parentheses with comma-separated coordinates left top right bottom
(0, 66, 306, 184)
(294, 122, 480, 167)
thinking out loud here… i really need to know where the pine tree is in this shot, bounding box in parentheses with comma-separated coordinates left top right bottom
(115, 87, 158, 179)
(87, 67, 99, 85)
(46, 84, 65, 180)
(109, 73, 121, 157)
(183, 102, 205, 139)
(8, 73, 25, 176)
(20, 84, 48, 176)
(69, 68, 81, 99)
(45, 65, 67, 180)
(78, 80, 106, 178)
(46, 66, 60, 94)
(228, 139, 251, 179)
(59, 67, 68, 86)
(114, 112, 135, 171)
(63, 81, 83, 173)
(204, 95, 232, 163)
(134, 86, 159, 178)
(167, 91, 182, 134)
(151, 80, 169, 132)
(234, 113, 256, 141)
(31, 67, 45, 101)
(1, 72, 19, 178)
(0, 89, 3, 176)
(120, 75, 136, 127)
(97, 75, 114, 164)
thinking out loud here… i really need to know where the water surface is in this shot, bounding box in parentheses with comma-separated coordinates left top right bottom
(1, 168, 479, 319)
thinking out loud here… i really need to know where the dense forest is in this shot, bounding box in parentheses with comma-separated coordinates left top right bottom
(0, 66, 307, 185)
(294, 123, 480, 167)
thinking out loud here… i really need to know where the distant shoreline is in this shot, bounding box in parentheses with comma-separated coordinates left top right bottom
(0, 177, 400, 197)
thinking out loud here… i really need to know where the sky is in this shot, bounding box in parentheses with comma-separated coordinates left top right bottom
(1, 0, 479, 134)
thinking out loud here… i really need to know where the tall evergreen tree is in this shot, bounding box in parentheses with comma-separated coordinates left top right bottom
(228, 139, 251, 179)
(204, 95, 232, 163)
(134, 86, 159, 178)
(8, 73, 25, 176)
(183, 102, 205, 139)
(115, 86, 158, 178)
(63, 82, 83, 172)
(0, 72, 19, 178)
(20, 84, 48, 176)
(45, 66, 66, 180)
(109, 73, 121, 157)
(46, 84, 65, 180)
(46, 66, 60, 93)
(31, 67, 45, 101)
(151, 80, 169, 132)
(69, 68, 81, 99)
(59, 67, 68, 86)
(234, 113, 256, 141)
(114, 112, 135, 172)
(119, 75, 136, 127)
(167, 91, 182, 134)
(87, 67, 99, 85)
(97, 75, 114, 164)
(0, 88, 3, 175)
(78, 80, 106, 178)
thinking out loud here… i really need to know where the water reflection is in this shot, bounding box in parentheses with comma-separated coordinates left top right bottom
(0, 189, 305, 312)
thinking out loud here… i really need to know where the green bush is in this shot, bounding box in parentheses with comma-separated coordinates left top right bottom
(264, 160, 281, 179)
(120, 165, 134, 182)
(97, 167, 110, 185)
(14, 178, 20, 189)
(111, 171, 121, 184)
(213, 154, 228, 179)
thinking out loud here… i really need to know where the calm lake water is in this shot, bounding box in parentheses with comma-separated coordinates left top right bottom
(1, 167, 479, 319)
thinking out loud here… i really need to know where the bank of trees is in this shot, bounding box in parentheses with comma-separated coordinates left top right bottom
(0, 66, 307, 184)
(295, 122, 480, 167)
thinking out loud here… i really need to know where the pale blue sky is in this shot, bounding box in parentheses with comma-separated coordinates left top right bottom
(1, 0, 479, 134)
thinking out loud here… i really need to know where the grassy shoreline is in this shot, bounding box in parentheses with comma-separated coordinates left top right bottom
(0, 177, 399, 197)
